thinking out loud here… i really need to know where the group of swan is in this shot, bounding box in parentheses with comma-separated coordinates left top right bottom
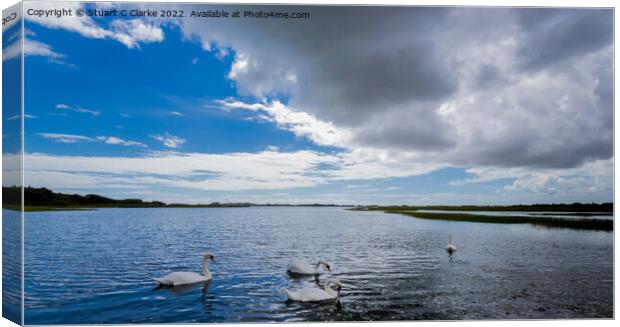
(284, 259, 341, 302)
(154, 255, 341, 303)
(154, 235, 455, 302)
(286, 259, 331, 275)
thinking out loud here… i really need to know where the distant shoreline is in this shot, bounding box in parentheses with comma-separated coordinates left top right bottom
(356, 206, 613, 232)
(1, 187, 613, 216)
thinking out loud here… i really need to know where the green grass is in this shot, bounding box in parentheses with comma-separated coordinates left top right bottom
(352, 203, 612, 213)
(379, 210, 613, 232)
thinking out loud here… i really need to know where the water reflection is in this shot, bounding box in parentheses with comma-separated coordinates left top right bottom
(22, 207, 613, 323)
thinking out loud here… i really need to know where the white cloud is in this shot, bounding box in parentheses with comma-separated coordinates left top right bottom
(4, 37, 71, 66)
(96, 136, 146, 147)
(109, 19, 164, 49)
(450, 158, 613, 196)
(56, 104, 100, 116)
(216, 99, 351, 147)
(3, 39, 21, 62)
(24, 39, 64, 59)
(39, 133, 146, 148)
(39, 133, 94, 144)
(18, 148, 442, 193)
(150, 133, 186, 148)
(168, 111, 183, 116)
(6, 114, 38, 121)
(24, 2, 164, 49)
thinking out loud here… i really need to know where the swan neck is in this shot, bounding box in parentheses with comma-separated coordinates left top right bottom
(324, 280, 338, 297)
(202, 256, 211, 277)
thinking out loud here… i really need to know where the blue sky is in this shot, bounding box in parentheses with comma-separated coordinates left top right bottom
(3, 3, 613, 204)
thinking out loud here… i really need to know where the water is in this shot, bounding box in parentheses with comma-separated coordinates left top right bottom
(19, 207, 612, 324)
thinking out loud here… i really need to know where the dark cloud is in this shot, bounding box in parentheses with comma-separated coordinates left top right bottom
(179, 5, 613, 168)
(516, 9, 613, 71)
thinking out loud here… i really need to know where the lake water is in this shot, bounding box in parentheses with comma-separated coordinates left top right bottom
(20, 207, 613, 324)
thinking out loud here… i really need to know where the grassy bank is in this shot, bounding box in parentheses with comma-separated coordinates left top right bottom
(365, 209, 613, 231)
(353, 203, 613, 213)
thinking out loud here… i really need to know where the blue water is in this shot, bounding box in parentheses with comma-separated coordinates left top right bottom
(2, 209, 22, 324)
(20, 207, 612, 323)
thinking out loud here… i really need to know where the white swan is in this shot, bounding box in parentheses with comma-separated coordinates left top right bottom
(154, 253, 214, 286)
(287, 259, 331, 275)
(446, 234, 457, 254)
(284, 278, 342, 302)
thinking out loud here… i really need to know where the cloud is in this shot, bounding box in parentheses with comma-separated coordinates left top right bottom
(18, 149, 439, 193)
(6, 114, 38, 121)
(3, 39, 21, 62)
(109, 19, 164, 49)
(451, 158, 612, 196)
(3, 36, 71, 66)
(15, 149, 610, 203)
(56, 104, 100, 116)
(180, 6, 612, 171)
(217, 99, 351, 147)
(39, 133, 145, 147)
(24, 2, 164, 49)
(168, 111, 183, 116)
(150, 133, 186, 148)
(96, 136, 146, 147)
(515, 9, 613, 71)
(39, 133, 94, 144)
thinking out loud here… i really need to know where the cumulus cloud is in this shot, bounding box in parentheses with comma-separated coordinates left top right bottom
(451, 158, 613, 196)
(179, 6, 612, 171)
(109, 18, 164, 49)
(17, 5, 613, 202)
(96, 136, 146, 147)
(217, 99, 351, 147)
(150, 133, 186, 148)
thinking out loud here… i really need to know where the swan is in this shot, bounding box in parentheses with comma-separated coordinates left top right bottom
(287, 259, 331, 275)
(154, 253, 214, 286)
(446, 234, 457, 254)
(284, 278, 342, 302)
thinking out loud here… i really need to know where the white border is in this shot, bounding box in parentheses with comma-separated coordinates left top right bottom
(0, 1, 616, 327)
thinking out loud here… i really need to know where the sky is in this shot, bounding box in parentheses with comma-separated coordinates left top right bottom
(2, 2, 614, 205)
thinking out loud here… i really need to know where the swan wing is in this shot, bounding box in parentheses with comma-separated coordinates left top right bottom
(155, 272, 210, 286)
(284, 287, 335, 302)
(287, 261, 316, 275)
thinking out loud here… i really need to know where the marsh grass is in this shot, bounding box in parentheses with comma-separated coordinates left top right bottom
(380, 210, 613, 232)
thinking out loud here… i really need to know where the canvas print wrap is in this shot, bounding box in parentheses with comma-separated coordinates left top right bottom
(1, 1, 614, 324)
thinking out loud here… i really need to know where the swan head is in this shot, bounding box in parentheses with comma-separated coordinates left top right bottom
(203, 253, 215, 262)
(325, 278, 342, 294)
(317, 259, 332, 272)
